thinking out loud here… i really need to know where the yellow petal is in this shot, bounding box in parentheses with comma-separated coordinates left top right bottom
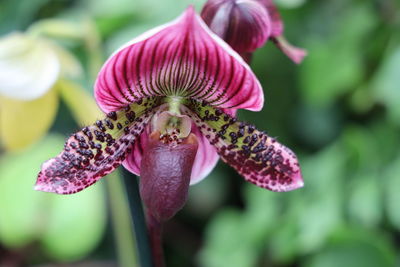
(57, 79, 103, 125)
(0, 88, 58, 151)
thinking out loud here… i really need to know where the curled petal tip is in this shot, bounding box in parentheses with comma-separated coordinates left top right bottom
(277, 170, 304, 192)
(296, 177, 305, 189)
(34, 177, 65, 194)
(273, 36, 307, 64)
(34, 181, 48, 192)
(286, 46, 307, 65)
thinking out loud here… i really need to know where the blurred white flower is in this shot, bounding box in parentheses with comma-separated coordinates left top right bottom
(0, 33, 60, 101)
(0, 22, 88, 151)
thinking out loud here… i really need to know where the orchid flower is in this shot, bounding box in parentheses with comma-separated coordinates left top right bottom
(0, 31, 83, 151)
(201, 0, 307, 64)
(35, 7, 303, 220)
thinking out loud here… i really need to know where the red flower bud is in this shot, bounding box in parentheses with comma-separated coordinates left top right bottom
(139, 131, 199, 223)
(201, 0, 307, 64)
(201, 0, 271, 55)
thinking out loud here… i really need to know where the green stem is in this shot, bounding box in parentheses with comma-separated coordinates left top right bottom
(122, 169, 153, 267)
(106, 171, 139, 267)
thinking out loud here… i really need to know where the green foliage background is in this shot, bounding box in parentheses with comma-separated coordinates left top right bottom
(0, 0, 399, 266)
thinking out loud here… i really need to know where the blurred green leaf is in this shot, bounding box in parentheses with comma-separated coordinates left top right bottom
(57, 79, 103, 126)
(198, 209, 258, 267)
(342, 125, 380, 169)
(106, 171, 139, 267)
(105, 23, 160, 55)
(384, 155, 400, 231)
(186, 165, 229, 216)
(0, 135, 63, 248)
(243, 185, 280, 244)
(268, 218, 299, 263)
(305, 243, 392, 267)
(0, 135, 106, 262)
(40, 185, 106, 261)
(348, 172, 382, 228)
(0, 0, 51, 34)
(82, 0, 139, 17)
(371, 43, 400, 126)
(275, 0, 306, 9)
(297, 191, 343, 253)
(300, 40, 362, 106)
(292, 105, 342, 148)
(50, 43, 83, 79)
(28, 19, 84, 41)
(304, 227, 396, 267)
(300, 3, 377, 107)
(296, 144, 346, 252)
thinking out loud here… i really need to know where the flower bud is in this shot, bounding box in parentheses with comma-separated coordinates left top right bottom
(201, 0, 307, 64)
(139, 131, 199, 222)
(256, 0, 283, 37)
(201, 0, 271, 55)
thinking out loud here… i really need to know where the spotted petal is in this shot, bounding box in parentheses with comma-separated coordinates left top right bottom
(182, 100, 303, 192)
(35, 98, 161, 194)
(95, 6, 263, 113)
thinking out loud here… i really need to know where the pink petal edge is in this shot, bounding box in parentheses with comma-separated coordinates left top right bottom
(35, 98, 161, 194)
(182, 102, 304, 192)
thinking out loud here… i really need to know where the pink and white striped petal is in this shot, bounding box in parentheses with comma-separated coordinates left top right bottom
(35, 98, 161, 194)
(122, 122, 219, 185)
(95, 6, 264, 114)
(182, 100, 303, 192)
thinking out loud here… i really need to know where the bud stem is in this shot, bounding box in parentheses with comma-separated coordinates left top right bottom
(147, 212, 166, 267)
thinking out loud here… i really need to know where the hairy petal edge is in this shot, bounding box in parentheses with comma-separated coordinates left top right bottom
(182, 100, 303, 192)
(35, 98, 161, 194)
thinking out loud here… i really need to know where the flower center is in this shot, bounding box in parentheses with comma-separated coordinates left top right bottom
(152, 97, 192, 145)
